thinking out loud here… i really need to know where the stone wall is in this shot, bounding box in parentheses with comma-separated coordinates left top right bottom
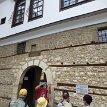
(0, 22, 107, 107)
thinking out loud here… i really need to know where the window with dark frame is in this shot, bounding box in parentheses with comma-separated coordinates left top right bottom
(60, 0, 93, 10)
(28, 0, 44, 21)
(17, 42, 26, 54)
(12, 0, 26, 27)
(98, 28, 107, 43)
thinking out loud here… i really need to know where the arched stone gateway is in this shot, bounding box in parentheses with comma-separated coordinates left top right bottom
(12, 59, 54, 106)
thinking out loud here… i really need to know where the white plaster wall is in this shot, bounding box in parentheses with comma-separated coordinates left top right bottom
(0, 0, 107, 39)
(0, 0, 6, 4)
(0, 11, 107, 46)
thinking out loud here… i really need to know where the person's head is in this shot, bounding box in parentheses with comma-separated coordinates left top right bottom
(40, 82, 47, 88)
(63, 91, 70, 102)
(19, 88, 27, 98)
(83, 94, 92, 105)
(36, 97, 47, 107)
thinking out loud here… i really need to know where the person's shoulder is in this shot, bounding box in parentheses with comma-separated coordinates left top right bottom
(57, 102, 63, 107)
(57, 102, 62, 105)
(63, 102, 73, 107)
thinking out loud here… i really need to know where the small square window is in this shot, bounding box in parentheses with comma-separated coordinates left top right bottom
(0, 17, 6, 25)
(17, 42, 26, 54)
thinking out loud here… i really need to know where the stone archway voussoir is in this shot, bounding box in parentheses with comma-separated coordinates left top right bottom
(45, 68, 53, 84)
(39, 61, 48, 71)
(22, 63, 28, 71)
(34, 59, 40, 66)
(28, 60, 34, 66)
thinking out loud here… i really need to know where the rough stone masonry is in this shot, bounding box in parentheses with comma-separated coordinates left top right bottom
(0, 22, 107, 107)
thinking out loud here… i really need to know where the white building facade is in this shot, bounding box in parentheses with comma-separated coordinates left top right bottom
(0, 0, 107, 107)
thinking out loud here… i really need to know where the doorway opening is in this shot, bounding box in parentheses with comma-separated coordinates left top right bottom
(21, 66, 47, 107)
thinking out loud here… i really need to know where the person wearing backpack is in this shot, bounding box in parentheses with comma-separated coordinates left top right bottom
(9, 88, 29, 107)
(57, 90, 73, 107)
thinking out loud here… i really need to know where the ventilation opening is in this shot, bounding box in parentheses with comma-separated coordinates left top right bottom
(0, 17, 6, 25)
(17, 42, 26, 54)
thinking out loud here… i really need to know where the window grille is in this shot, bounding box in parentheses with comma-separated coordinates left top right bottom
(60, 0, 93, 10)
(12, 0, 26, 27)
(98, 28, 107, 43)
(17, 42, 26, 54)
(29, 0, 44, 21)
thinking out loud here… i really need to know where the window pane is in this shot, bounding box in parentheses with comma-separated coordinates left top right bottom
(102, 37, 107, 42)
(38, 6, 42, 11)
(61, 0, 92, 9)
(38, 1, 43, 6)
(33, 3, 38, 8)
(16, 20, 20, 24)
(16, 16, 20, 20)
(70, 0, 76, 5)
(29, 0, 43, 20)
(32, 13, 36, 18)
(33, 8, 38, 12)
(64, 0, 68, 2)
(98, 31, 102, 36)
(99, 37, 103, 42)
(64, 1, 69, 7)
(102, 30, 106, 36)
(34, 0, 38, 3)
(19, 1, 25, 5)
(12, 0, 26, 26)
(38, 11, 42, 16)
(98, 28, 107, 42)
(78, 0, 85, 2)
(22, 9, 25, 13)
(18, 6, 22, 10)
(105, 30, 107, 34)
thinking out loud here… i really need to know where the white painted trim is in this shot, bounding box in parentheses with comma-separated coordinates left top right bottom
(0, 12, 107, 46)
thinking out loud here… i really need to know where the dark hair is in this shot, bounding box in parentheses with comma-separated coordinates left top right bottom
(83, 94, 92, 105)
(40, 85, 44, 87)
(63, 90, 69, 99)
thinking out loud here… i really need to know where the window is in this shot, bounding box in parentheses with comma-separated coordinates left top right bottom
(60, 0, 93, 10)
(0, 17, 6, 25)
(98, 28, 107, 43)
(17, 42, 26, 54)
(12, 0, 26, 27)
(29, 0, 44, 21)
